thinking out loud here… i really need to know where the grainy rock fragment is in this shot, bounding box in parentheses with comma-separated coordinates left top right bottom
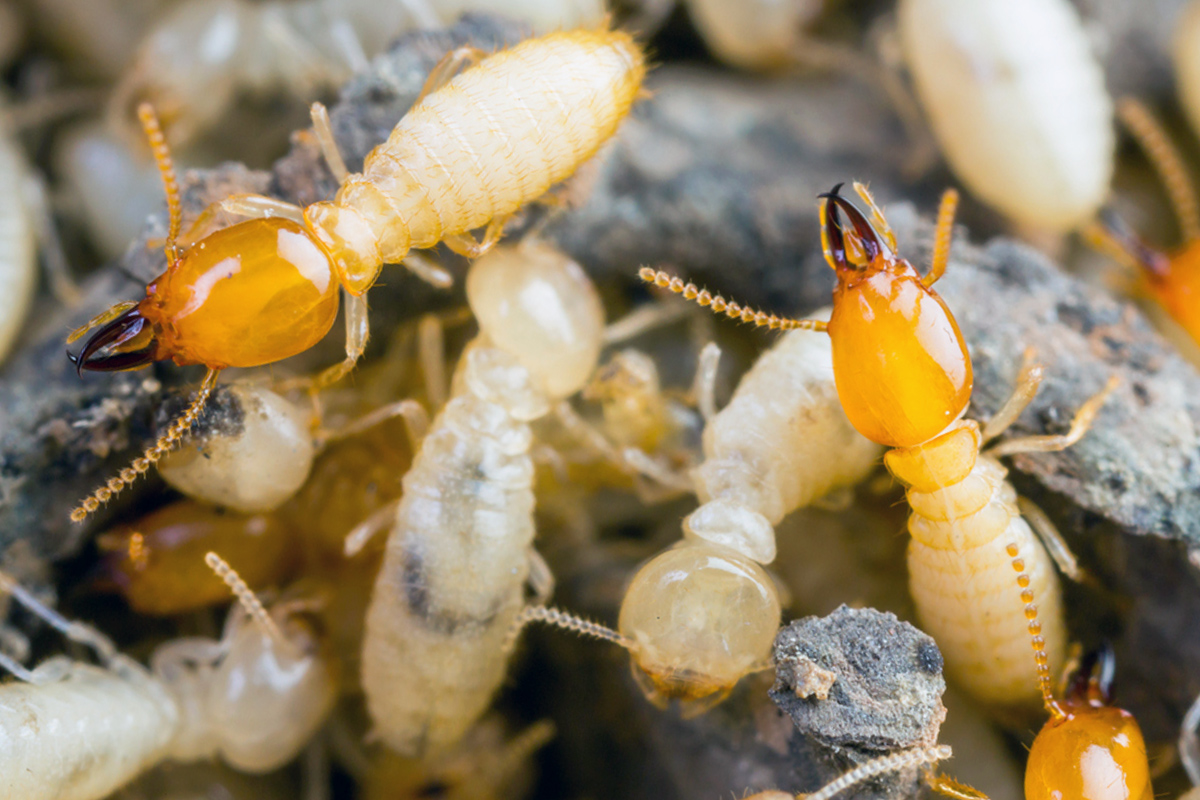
(770, 606, 946, 755)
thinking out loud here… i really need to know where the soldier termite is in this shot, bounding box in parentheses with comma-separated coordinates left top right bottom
(64, 27, 646, 523)
(640, 182, 1117, 713)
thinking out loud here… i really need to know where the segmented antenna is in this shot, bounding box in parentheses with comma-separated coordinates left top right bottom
(1007, 541, 1063, 718)
(137, 102, 183, 264)
(205, 551, 286, 649)
(504, 605, 632, 654)
(638, 268, 826, 332)
(71, 368, 221, 523)
(925, 188, 959, 287)
(1117, 97, 1200, 244)
(805, 745, 953, 800)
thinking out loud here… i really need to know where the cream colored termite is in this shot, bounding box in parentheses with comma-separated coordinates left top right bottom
(684, 0, 825, 71)
(899, 0, 1114, 232)
(615, 306, 881, 711)
(0, 555, 336, 800)
(157, 383, 315, 513)
(513, 300, 880, 713)
(353, 239, 606, 756)
(888, 355, 1116, 710)
(0, 105, 36, 364)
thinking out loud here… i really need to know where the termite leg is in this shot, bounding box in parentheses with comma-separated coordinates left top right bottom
(310, 102, 349, 184)
(344, 498, 403, 557)
(319, 398, 430, 451)
(309, 291, 370, 391)
(601, 302, 691, 346)
(400, 251, 454, 289)
(692, 341, 722, 423)
(0, 570, 117, 663)
(414, 45, 488, 104)
(987, 376, 1119, 458)
(526, 549, 555, 606)
(443, 215, 511, 260)
(220, 193, 307, 224)
(1017, 496, 1084, 583)
(417, 312, 447, 410)
(981, 348, 1044, 442)
(1180, 686, 1200, 786)
(924, 188, 960, 287)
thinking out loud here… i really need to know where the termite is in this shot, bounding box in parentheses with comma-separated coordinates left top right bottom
(640, 182, 1117, 712)
(0, 554, 336, 800)
(613, 313, 882, 711)
(898, 0, 1114, 232)
(155, 383, 316, 513)
(108, 0, 608, 148)
(93, 499, 292, 615)
(1085, 98, 1200, 347)
(352, 238, 606, 755)
(0, 106, 36, 364)
(65, 28, 646, 522)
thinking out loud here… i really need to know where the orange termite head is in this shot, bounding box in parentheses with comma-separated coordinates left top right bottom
(818, 183, 973, 450)
(1025, 644, 1153, 800)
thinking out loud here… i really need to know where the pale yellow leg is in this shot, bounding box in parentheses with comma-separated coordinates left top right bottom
(310, 291, 370, 391)
(344, 499, 403, 557)
(987, 376, 1119, 458)
(525, 549, 555, 606)
(220, 193, 307, 224)
(442, 215, 510, 259)
(310, 102, 349, 184)
(1017, 496, 1084, 582)
(417, 312, 447, 410)
(415, 45, 487, 105)
(981, 348, 1043, 442)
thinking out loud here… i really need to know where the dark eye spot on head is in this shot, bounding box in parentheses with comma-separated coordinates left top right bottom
(916, 640, 943, 674)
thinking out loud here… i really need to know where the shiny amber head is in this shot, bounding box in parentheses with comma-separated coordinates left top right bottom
(1026, 646, 1152, 800)
(820, 185, 973, 449)
(72, 218, 340, 372)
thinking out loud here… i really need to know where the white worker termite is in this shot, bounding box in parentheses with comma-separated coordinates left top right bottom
(0, 554, 336, 800)
(899, 0, 1114, 232)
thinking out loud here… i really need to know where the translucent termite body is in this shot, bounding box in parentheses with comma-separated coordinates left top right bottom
(684, 0, 824, 71)
(66, 28, 645, 522)
(360, 239, 605, 755)
(615, 307, 881, 709)
(0, 558, 337, 800)
(899, 0, 1114, 232)
(110, 0, 608, 147)
(156, 383, 315, 512)
(643, 183, 1115, 712)
(0, 106, 36, 364)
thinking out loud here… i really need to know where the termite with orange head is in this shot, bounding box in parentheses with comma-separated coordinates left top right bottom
(640, 182, 1118, 714)
(1084, 97, 1200, 350)
(0, 555, 336, 800)
(65, 28, 647, 524)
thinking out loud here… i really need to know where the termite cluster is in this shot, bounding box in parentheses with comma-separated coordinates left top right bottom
(4, 2, 1200, 800)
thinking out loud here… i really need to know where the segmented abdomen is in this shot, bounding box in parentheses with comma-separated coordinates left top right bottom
(361, 391, 536, 756)
(905, 456, 1065, 709)
(340, 28, 645, 259)
(0, 663, 177, 800)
